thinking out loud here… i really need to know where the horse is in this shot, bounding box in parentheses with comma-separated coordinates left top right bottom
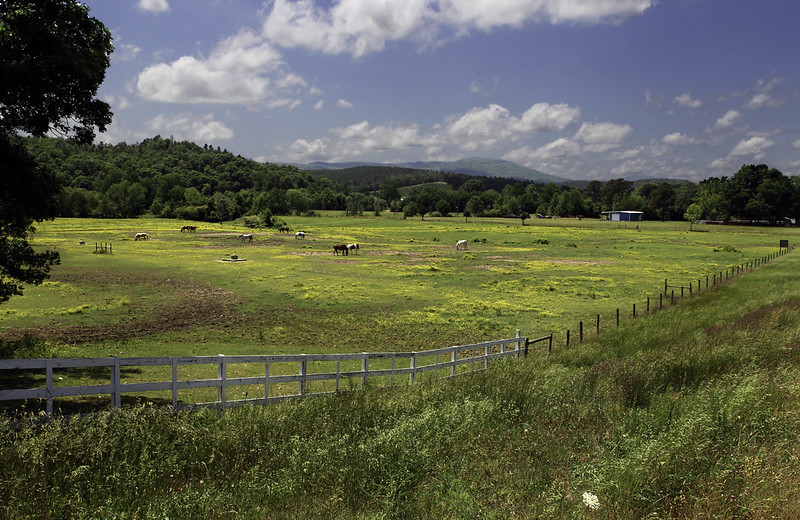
(456, 239, 468, 250)
(347, 243, 359, 254)
(239, 234, 253, 242)
(333, 244, 349, 256)
(295, 231, 305, 239)
(134, 232, 148, 241)
(79, 239, 86, 245)
(279, 226, 290, 233)
(181, 225, 197, 233)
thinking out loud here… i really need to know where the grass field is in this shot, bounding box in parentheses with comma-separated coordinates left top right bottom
(2, 215, 794, 357)
(2, 218, 800, 519)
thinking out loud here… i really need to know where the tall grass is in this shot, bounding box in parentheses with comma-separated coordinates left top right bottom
(3, 253, 800, 518)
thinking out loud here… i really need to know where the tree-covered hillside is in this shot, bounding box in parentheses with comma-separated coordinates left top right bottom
(22, 136, 800, 225)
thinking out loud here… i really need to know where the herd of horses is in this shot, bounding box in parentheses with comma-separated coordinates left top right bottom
(132, 227, 468, 255)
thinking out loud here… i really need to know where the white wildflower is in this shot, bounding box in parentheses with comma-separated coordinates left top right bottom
(582, 491, 601, 510)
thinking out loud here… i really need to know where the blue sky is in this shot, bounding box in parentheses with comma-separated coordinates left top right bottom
(83, 0, 800, 181)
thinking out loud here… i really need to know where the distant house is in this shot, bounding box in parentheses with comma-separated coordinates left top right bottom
(602, 211, 644, 222)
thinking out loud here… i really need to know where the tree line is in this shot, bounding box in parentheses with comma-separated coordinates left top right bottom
(24, 136, 800, 226)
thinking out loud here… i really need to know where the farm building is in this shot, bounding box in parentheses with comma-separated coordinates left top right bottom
(602, 210, 644, 222)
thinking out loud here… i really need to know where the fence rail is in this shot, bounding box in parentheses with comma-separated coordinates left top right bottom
(0, 331, 553, 417)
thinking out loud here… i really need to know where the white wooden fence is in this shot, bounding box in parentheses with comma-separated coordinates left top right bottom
(0, 331, 553, 417)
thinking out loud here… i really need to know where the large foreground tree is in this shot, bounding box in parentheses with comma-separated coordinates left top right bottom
(0, 0, 112, 303)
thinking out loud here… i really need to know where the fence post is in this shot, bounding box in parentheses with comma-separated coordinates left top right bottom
(548, 333, 553, 354)
(111, 357, 121, 409)
(616, 308, 620, 327)
(706, 275, 709, 288)
(265, 360, 272, 400)
(451, 349, 457, 376)
(390, 356, 396, 385)
(485, 343, 491, 369)
(646, 297, 650, 314)
(361, 354, 368, 388)
(217, 355, 227, 410)
(566, 329, 570, 347)
(515, 330, 522, 358)
(596, 315, 600, 335)
(633, 303, 636, 319)
(411, 352, 418, 383)
(660, 293, 663, 310)
(671, 290, 675, 304)
(45, 359, 53, 418)
(172, 358, 179, 410)
(298, 354, 308, 395)
(579, 321, 583, 342)
(665, 278, 668, 295)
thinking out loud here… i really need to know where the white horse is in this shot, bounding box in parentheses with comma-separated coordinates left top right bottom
(295, 231, 305, 239)
(134, 233, 148, 241)
(347, 243, 359, 254)
(456, 239, 468, 250)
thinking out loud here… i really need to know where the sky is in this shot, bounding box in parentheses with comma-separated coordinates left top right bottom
(82, 0, 800, 182)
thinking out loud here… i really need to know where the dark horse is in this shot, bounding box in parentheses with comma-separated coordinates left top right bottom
(181, 225, 197, 233)
(333, 244, 349, 256)
(279, 226, 290, 233)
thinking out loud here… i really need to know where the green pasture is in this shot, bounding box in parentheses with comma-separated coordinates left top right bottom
(1, 216, 796, 408)
(4, 215, 795, 357)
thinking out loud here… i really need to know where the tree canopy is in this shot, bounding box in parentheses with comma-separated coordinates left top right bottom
(0, 0, 113, 303)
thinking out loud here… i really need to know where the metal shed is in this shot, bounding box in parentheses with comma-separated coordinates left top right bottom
(602, 211, 644, 222)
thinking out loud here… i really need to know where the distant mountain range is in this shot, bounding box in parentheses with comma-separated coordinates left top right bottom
(296, 157, 566, 184)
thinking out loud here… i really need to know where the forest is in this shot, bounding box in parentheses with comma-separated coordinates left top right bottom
(24, 135, 800, 226)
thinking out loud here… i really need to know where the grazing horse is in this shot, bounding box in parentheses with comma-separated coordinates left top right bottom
(239, 234, 253, 242)
(347, 243, 359, 254)
(295, 231, 305, 239)
(456, 239, 468, 250)
(134, 232, 148, 241)
(279, 226, 290, 233)
(181, 225, 197, 233)
(333, 244, 349, 256)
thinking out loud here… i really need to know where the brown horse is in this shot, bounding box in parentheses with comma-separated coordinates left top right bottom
(333, 244, 349, 256)
(279, 226, 290, 233)
(181, 225, 197, 233)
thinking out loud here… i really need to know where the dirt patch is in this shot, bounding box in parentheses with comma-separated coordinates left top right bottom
(703, 299, 800, 336)
(0, 272, 244, 345)
(544, 259, 614, 266)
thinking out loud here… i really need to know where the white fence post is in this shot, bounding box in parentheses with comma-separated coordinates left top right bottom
(515, 329, 522, 358)
(451, 348, 457, 377)
(111, 357, 121, 409)
(45, 359, 53, 417)
(265, 360, 270, 402)
(172, 358, 178, 410)
(217, 354, 227, 410)
(299, 355, 307, 395)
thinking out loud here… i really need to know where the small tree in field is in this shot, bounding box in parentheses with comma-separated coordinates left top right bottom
(520, 211, 530, 225)
(684, 203, 703, 231)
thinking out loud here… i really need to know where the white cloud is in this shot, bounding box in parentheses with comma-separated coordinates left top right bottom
(138, 0, 169, 13)
(674, 92, 701, 108)
(137, 29, 303, 106)
(286, 120, 427, 162)
(440, 102, 580, 152)
(792, 138, 800, 149)
(262, 0, 655, 57)
(662, 132, 701, 145)
(115, 43, 142, 62)
(714, 109, 740, 129)
(745, 92, 782, 110)
(730, 136, 775, 156)
(574, 121, 632, 152)
(504, 138, 582, 163)
(314, 100, 325, 110)
(148, 113, 235, 142)
(337, 99, 354, 108)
